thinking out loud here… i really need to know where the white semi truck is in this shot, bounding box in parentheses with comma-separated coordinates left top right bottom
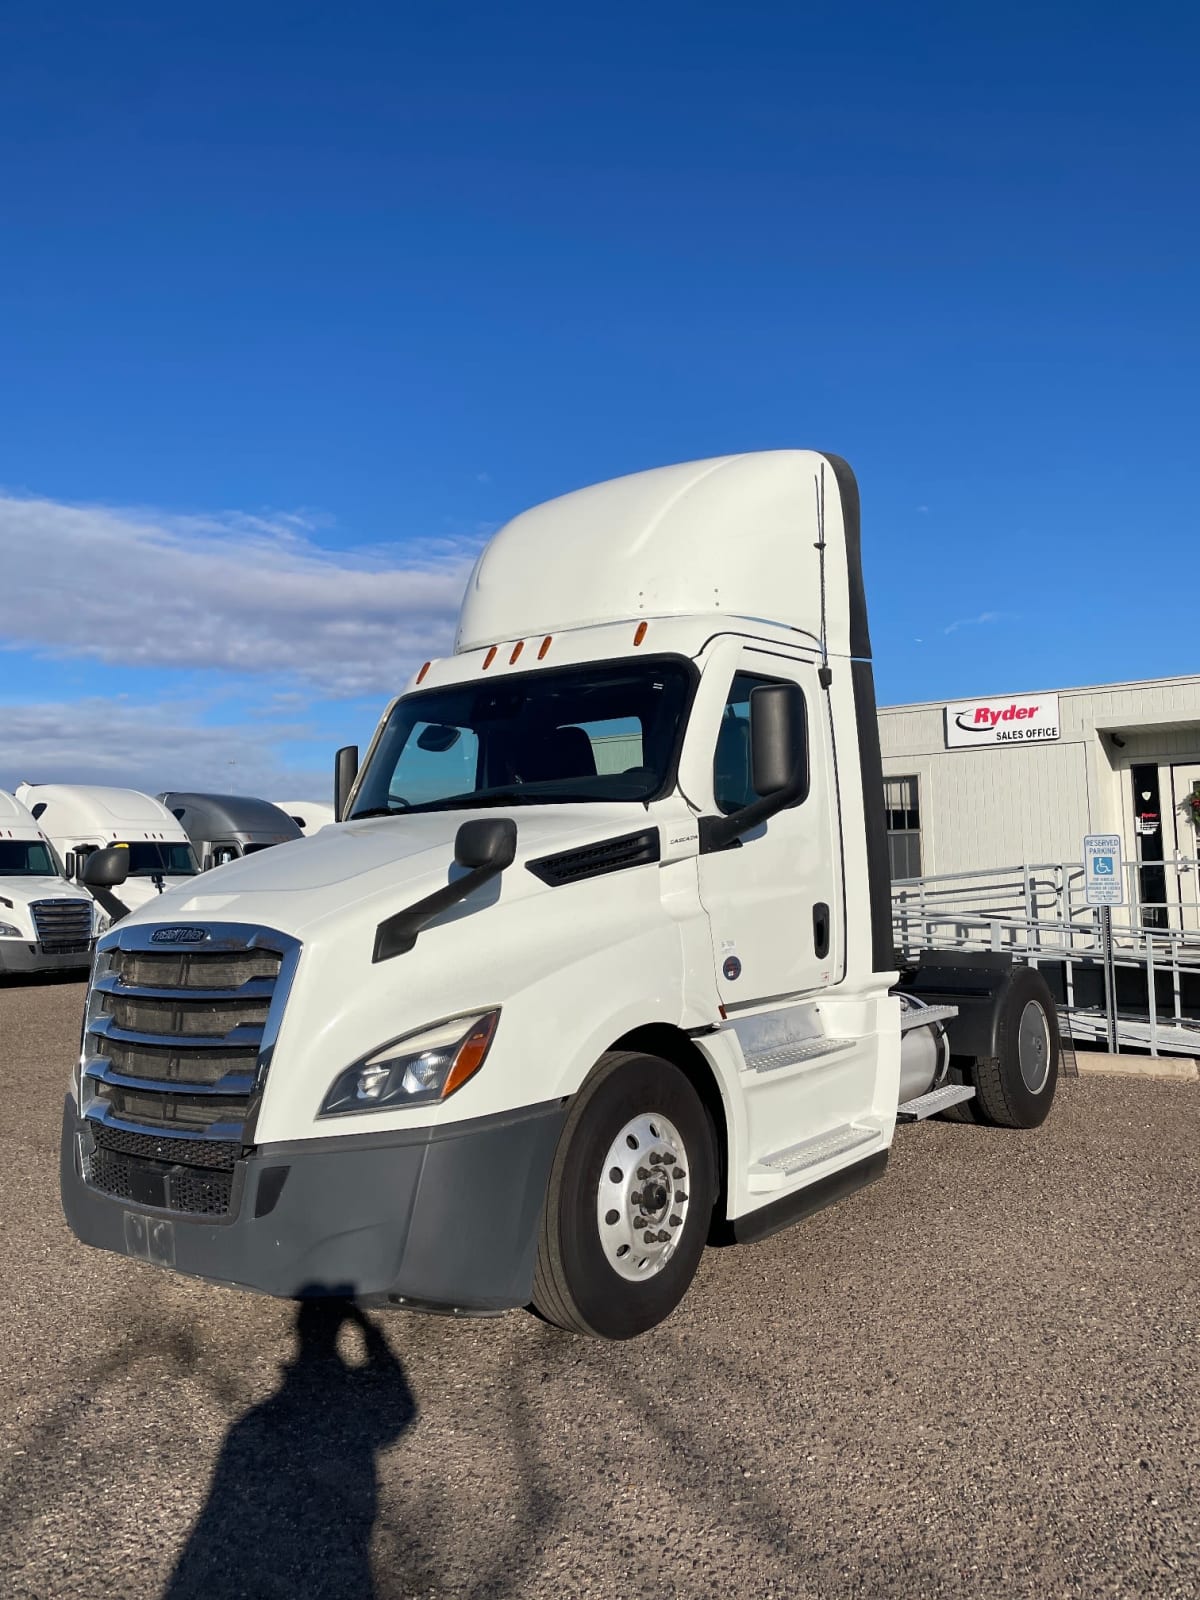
(0, 790, 97, 977)
(17, 785, 200, 917)
(61, 452, 1059, 1339)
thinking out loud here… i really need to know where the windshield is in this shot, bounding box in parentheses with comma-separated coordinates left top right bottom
(0, 840, 59, 878)
(351, 656, 695, 816)
(121, 841, 200, 877)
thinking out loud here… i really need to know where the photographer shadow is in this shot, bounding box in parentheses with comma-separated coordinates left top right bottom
(166, 1294, 415, 1600)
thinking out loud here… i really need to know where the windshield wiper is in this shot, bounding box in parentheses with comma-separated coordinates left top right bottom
(351, 804, 411, 819)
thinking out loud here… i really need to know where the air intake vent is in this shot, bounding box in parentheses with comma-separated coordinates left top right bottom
(527, 828, 660, 887)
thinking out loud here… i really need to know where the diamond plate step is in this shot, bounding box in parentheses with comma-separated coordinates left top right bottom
(744, 1037, 857, 1075)
(895, 1083, 975, 1123)
(748, 1122, 880, 1192)
(899, 1003, 958, 1032)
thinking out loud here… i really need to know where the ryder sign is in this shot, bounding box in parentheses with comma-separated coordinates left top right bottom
(944, 693, 1060, 748)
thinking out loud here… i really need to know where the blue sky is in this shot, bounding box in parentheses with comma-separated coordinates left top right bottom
(1, 2, 1197, 797)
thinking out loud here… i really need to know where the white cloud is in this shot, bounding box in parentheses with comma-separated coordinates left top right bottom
(943, 610, 1012, 636)
(0, 697, 329, 799)
(0, 493, 480, 696)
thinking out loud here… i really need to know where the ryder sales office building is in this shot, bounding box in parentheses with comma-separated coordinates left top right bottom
(878, 674, 1200, 929)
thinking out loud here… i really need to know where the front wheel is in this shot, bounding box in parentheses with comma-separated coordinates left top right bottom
(972, 967, 1060, 1128)
(531, 1050, 715, 1339)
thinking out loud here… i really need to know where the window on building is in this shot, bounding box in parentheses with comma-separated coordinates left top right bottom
(884, 776, 922, 880)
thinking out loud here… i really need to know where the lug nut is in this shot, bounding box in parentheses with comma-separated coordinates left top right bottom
(630, 1191, 642, 1206)
(657, 1230, 671, 1243)
(672, 1167, 684, 1179)
(675, 1191, 687, 1203)
(669, 1215, 682, 1228)
(637, 1167, 650, 1181)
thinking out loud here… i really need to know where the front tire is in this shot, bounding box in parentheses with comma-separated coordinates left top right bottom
(972, 967, 1059, 1128)
(531, 1050, 715, 1339)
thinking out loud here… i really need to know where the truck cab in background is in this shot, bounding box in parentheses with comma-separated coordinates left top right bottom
(156, 793, 303, 869)
(16, 784, 200, 915)
(61, 452, 1060, 1339)
(273, 801, 336, 836)
(0, 790, 97, 977)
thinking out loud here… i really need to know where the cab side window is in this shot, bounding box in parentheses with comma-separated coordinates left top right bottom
(714, 672, 781, 814)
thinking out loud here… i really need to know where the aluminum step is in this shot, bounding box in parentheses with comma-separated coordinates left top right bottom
(743, 1036, 857, 1075)
(748, 1122, 880, 1192)
(899, 1002, 958, 1031)
(896, 1083, 975, 1122)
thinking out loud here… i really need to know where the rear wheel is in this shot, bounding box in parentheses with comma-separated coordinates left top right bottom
(972, 967, 1059, 1128)
(531, 1050, 715, 1339)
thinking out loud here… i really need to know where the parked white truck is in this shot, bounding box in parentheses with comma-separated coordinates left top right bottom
(0, 790, 97, 977)
(62, 452, 1058, 1338)
(17, 785, 200, 916)
(273, 800, 336, 836)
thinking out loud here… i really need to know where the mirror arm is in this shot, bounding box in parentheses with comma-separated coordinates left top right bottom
(699, 781, 803, 854)
(90, 886, 131, 925)
(373, 859, 506, 963)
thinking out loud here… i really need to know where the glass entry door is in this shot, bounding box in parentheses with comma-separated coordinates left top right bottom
(1166, 763, 1200, 933)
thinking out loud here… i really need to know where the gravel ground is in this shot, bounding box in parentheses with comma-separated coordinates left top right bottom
(1, 977, 1197, 1600)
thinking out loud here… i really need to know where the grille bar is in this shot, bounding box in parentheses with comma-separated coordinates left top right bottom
(85, 1103, 246, 1143)
(85, 1061, 257, 1097)
(93, 971, 277, 1003)
(88, 1014, 265, 1051)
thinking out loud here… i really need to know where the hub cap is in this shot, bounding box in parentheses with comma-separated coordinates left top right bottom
(596, 1112, 690, 1282)
(1018, 1000, 1051, 1093)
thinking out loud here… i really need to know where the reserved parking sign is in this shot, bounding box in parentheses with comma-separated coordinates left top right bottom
(1083, 834, 1125, 907)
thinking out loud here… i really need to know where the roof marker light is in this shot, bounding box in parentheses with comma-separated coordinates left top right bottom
(483, 646, 498, 669)
(416, 661, 431, 684)
(509, 641, 524, 665)
(538, 636, 553, 660)
(633, 621, 648, 646)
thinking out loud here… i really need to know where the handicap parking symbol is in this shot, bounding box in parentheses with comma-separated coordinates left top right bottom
(1092, 856, 1114, 876)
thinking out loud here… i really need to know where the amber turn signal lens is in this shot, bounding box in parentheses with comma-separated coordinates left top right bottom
(483, 646, 498, 669)
(442, 1011, 501, 1098)
(416, 661, 431, 683)
(509, 640, 524, 664)
(633, 621, 648, 646)
(538, 635, 553, 659)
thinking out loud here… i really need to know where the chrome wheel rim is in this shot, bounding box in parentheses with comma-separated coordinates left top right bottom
(596, 1112, 690, 1282)
(1018, 1000, 1051, 1093)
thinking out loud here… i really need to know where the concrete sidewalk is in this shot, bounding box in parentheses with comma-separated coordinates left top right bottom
(1073, 1048, 1199, 1080)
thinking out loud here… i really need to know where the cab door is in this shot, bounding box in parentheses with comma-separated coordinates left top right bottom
(696, 649, 843, 1009)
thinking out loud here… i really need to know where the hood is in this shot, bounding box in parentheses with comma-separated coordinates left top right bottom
(0, 875, 91, 910)
(116, 804, 659, 938)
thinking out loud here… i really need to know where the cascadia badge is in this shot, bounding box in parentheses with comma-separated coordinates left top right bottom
(150, 926, 209, 944)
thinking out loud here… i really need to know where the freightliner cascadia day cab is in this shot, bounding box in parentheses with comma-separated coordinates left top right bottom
(17, 784, 201, 916)
(0, 789, 97, 977)
(156, 793, 304, 869)
(61, 452, 1059, 1339)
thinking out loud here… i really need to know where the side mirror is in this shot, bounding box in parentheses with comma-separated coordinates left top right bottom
(454, 817, 518, 871)
(750, 682, 809, 801)
(334, 745, 359, 822)
(202, 852, 214, 872)
(82, 846, 130, 889)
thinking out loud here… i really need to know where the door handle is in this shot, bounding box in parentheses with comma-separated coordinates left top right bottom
(813, 902, 830, 959)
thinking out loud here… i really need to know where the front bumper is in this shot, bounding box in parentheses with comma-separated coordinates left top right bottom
(0, 940, 91, 976)
(60, 1095, 567, 1314)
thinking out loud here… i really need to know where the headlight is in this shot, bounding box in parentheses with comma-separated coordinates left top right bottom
(320, 1010, 500, 1116)
(0, 922, 24, 938)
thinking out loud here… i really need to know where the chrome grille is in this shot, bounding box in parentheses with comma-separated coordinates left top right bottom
(32, 898, 92, 952)
(80, 923, 299, 1216)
